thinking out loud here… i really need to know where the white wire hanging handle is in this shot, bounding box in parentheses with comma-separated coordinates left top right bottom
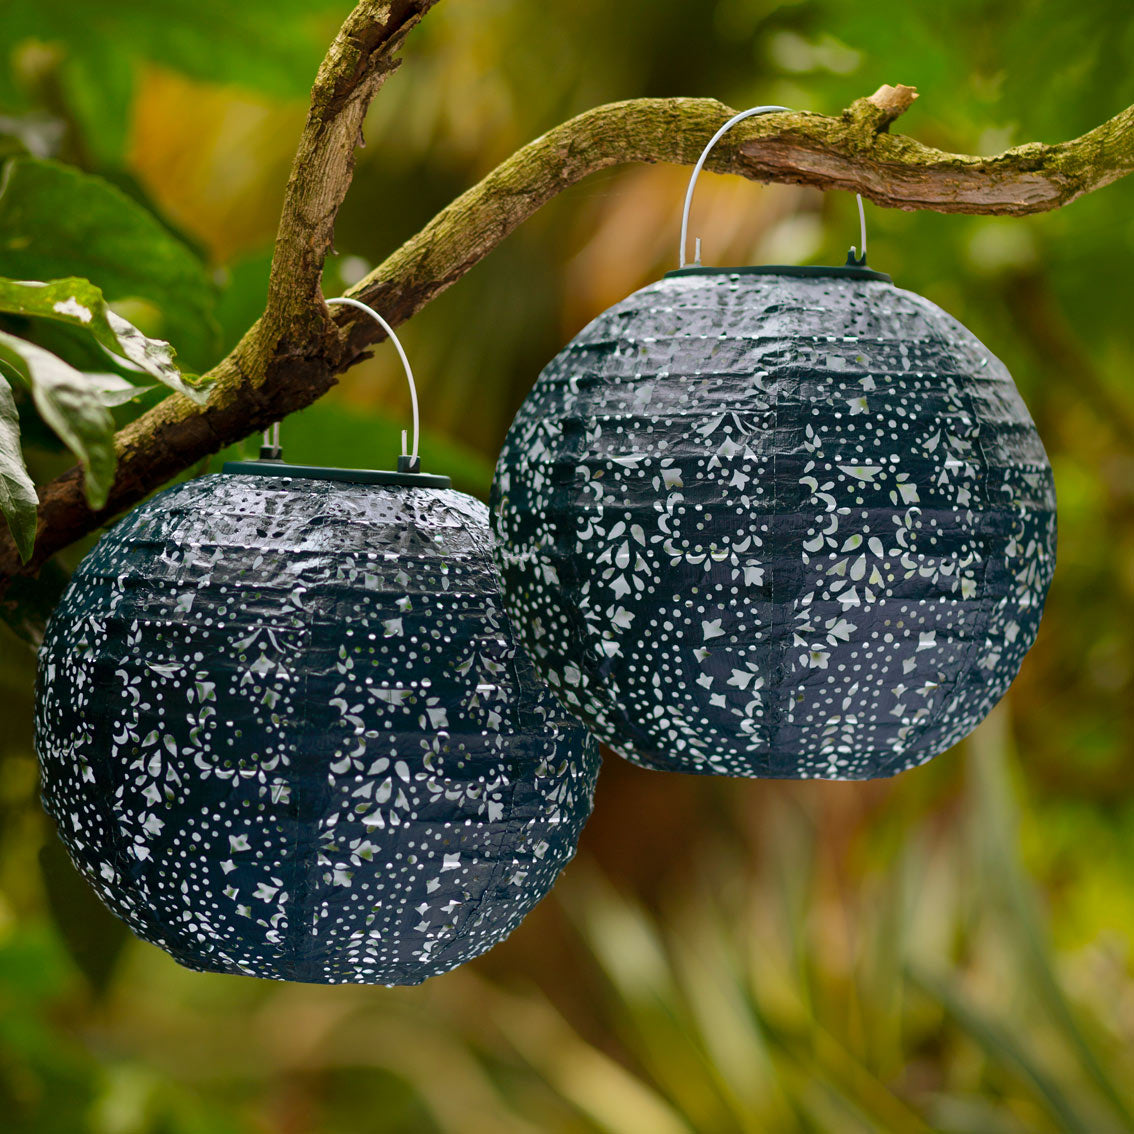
(259, 299, 424, 467)
(678, 105, 867, 269)
(326, 295, 420, 467)
(259, 296, 422, 469)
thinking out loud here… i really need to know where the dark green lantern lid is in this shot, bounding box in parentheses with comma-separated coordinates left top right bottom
(222, 458, 452, 489)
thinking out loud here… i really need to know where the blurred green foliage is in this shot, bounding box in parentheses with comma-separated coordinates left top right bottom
(2, 0, 1134, 1131)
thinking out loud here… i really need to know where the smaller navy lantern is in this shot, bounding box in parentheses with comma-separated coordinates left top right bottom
(492, 107, 1057, 781)
(35, 298, 599, 985)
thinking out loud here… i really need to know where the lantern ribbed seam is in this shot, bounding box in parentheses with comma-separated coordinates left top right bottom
(765, 304, 788, 776)
(418, 501, 520, 976)
(282, 492, 320, 982)
(872, 297, 1000, 775)
(107, 544, 190, 962)
(44, 591, 149, 945)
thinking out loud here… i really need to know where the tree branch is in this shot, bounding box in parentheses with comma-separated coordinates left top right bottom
(266, 0, 438, 341)
(3, 58, 1134, 603)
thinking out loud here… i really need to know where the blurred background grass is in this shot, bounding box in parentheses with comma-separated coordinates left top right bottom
(3, 1, 1134, 1131)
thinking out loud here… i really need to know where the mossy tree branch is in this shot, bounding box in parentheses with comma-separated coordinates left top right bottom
(2, 0, 1134, 606)
(340, 85, 1134, 363)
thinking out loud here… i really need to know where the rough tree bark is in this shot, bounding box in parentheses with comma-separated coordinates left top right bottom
(2, 0, 1134, 610)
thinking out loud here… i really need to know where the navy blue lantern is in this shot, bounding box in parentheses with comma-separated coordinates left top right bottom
(491, 108, 1056, 780)
(35, 299, 599, 984)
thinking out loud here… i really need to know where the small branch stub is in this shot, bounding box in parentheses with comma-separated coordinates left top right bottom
(866, 83, 920, 130)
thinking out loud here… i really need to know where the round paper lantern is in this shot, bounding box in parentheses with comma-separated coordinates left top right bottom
(35, 301, 599, 984)
(491, 110, 1056, 780)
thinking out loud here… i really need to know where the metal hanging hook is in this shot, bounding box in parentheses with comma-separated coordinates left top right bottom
(326, 296, 421, 470)
(260, 421, 281, 460)
(851, 192, 867, 264)
(678, 105, 868, 269)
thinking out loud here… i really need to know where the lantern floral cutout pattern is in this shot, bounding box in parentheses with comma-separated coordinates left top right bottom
(36, 474, 599, 984)
(491, 268, 1057, 778)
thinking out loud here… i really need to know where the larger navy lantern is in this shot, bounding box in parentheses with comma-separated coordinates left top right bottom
(36, 299, 599, 984)
(491, 107, 1056, 780)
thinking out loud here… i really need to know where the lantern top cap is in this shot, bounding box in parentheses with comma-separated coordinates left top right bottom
(221, 459, 452, 489)
(664, 263, 892, 283)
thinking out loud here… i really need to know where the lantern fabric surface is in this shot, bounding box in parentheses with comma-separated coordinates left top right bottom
(491, 266, 1056, 779)
(36, 472, 599, 984)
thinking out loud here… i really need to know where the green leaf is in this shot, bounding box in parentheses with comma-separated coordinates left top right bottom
(0, 372, 38, 561)
(0, 332, 115, 510)
(908, 963, 1095, 1134)
(39, 834, 130, 998)
(0, 111, 65, 161)
(2, 0, 348, 164)
(4, 0, 346, 97)
(85, 373, 156, 407)
(0, 558, 68, 647)
(0, 275, 210, 403)
(55, 31, 134, 169)
(0, 158, 219, 367)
